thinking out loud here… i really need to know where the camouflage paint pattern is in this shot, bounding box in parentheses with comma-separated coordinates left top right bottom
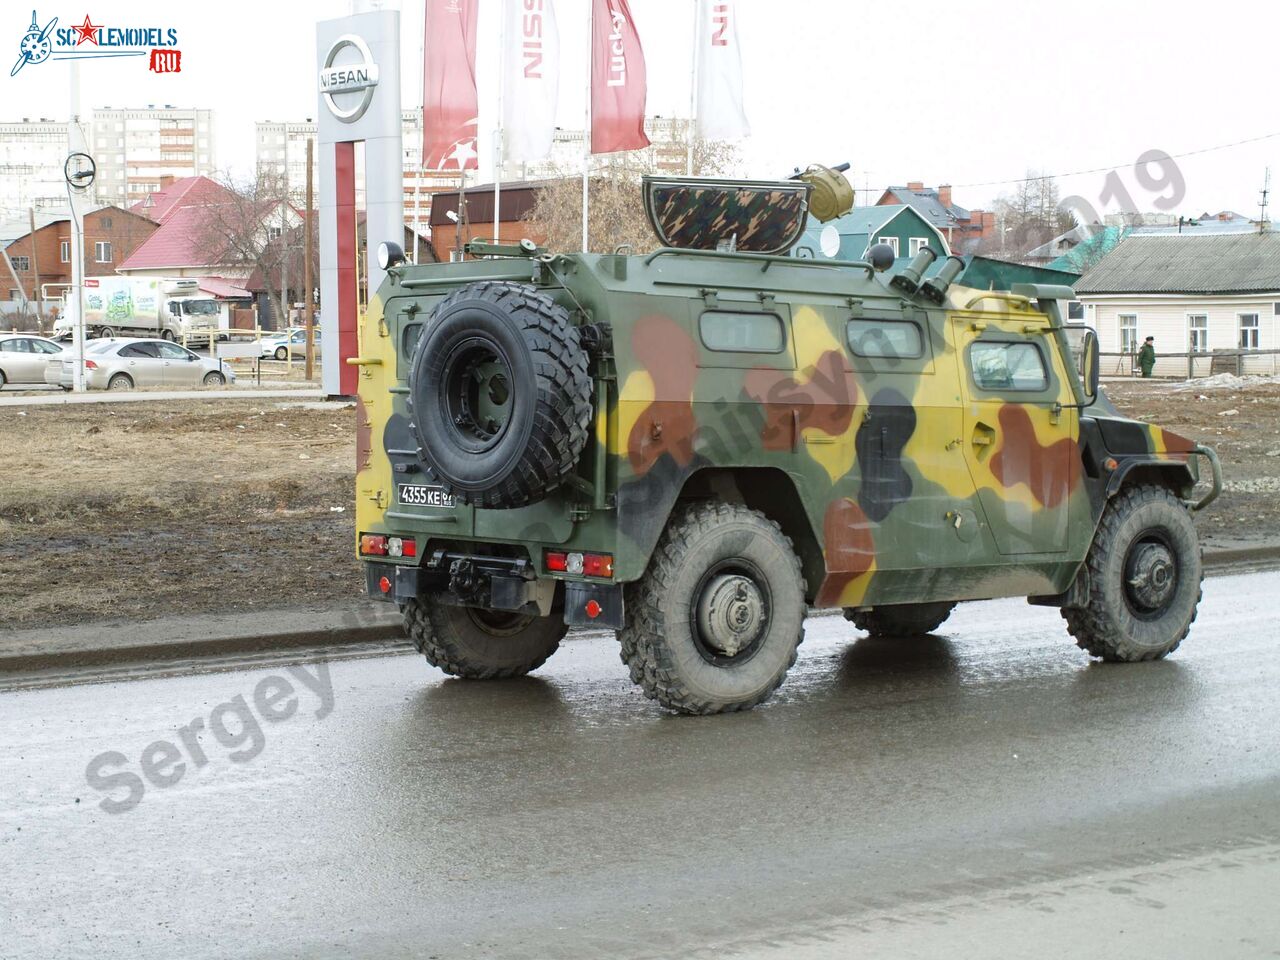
(356, 248, 1203, 611)
(643, 177, 811, 254)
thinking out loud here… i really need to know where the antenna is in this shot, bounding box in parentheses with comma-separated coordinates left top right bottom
(1261, 168, 1271, 232)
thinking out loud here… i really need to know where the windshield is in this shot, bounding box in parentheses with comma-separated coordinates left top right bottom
(182, 300, 219, 316)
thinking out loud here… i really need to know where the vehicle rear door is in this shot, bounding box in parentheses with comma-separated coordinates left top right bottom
(156, 341, 201, 386)
(0, 338, 41, 383)
(117, 342, 165, 387)
(955, 314, 1078, 555)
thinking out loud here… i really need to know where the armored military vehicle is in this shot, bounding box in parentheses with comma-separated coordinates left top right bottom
(355, 164, 1221, 715)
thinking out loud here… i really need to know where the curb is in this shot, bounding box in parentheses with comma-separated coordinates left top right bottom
(3, 548, 1278, 679)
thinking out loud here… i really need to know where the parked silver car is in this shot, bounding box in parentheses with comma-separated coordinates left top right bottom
(260, 327, 321, 361)
(0, 334, 64, 388)
(56, 338, 236, 390)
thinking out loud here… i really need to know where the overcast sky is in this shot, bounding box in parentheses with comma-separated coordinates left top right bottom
(5, 0, 1276, 218)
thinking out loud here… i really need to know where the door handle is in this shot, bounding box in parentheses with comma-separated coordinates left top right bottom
(971, 422, 996, 455)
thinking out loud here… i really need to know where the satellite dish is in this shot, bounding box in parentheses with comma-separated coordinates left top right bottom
(819, 225, 840, 259)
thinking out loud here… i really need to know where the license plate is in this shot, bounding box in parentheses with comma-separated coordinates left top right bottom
(399, 484, 456, 508)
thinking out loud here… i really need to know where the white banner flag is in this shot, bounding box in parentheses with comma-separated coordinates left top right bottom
(502, 0, 561, 163)
(695, 0, 750, 141)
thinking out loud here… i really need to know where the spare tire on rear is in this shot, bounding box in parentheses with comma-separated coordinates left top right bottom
(408, 281, 592, 509)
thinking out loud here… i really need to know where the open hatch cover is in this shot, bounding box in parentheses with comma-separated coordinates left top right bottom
(642, 176, 812, 255)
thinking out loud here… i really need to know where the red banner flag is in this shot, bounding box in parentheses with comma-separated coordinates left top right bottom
(590, 0, 649, 154)
(423, 0, 480, 171)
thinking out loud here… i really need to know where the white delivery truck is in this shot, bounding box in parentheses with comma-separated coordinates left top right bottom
(54, 277, 227, 342)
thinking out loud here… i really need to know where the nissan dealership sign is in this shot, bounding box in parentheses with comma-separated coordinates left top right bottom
(319, 34, 380, 123)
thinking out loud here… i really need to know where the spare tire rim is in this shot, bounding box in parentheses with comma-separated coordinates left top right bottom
(1123, 531, 1178, 618)
(441, 337, 514, 452)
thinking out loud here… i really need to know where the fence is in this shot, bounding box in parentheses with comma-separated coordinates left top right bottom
(1101, 348, 1280, 380)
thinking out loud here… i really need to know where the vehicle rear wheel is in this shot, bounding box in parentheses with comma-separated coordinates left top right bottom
(0, 369, 6, 388)
(98, 326, 115, 339)
(107, 373, 132, 391)
(274, 346, 288, 361)
(619, 503, 807, 715)
(1062, 484, 1202, 661)
(844, 601, 955, 638)
(402, 597, 566, 679)
(407, 280, 591, 509)
(162, 329, 177, 342)
(203, 371, 226, 387)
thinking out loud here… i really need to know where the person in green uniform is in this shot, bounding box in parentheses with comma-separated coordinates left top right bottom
(1138, 335, 1156, 378)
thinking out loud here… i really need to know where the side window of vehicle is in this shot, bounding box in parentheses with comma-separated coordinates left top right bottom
(120, 343, 160, 359)
(33, 339, 61, 354)
(7, 339, 32, 354)
(699, 311, 785, 353)
(969, 341, 1049, 392)
(846, 318, 923, 359)
(156, 342, 190, 360)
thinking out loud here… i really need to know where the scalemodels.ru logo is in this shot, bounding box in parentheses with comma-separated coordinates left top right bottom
(10, 9, 182, 77)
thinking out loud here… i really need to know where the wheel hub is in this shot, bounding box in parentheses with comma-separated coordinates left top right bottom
(696, 573, 766, 658)
(1126, 541, 1177, 611)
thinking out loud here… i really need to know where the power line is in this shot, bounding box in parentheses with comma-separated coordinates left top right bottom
(950, 130, 1280, 189)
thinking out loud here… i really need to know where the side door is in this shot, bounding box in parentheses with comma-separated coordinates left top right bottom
(0, 338, 40, 383)
(955, 315, 1078, 555)
(156, 341, 201, 386)
(117, 342, 165, 387)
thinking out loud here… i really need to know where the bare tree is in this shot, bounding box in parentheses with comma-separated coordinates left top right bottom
(191, 170, 303, 325)
(994, 170, 1075, 260)
(526, 138, 739, 254)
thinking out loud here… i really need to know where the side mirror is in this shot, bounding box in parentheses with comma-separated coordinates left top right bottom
(1081, 328, 1100, 402)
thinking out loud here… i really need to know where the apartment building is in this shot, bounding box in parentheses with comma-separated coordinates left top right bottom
(92, 106, 216, 206)
(0, 118, 75, 218)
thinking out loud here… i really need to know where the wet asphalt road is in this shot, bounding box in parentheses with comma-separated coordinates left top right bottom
(3, 570, 1280, 959)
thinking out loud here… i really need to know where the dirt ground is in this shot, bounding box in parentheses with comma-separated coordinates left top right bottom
(1, 381, 1277, 629)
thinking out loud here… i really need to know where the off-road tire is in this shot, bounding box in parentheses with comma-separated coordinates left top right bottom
(1062, 484, 1202, 661)
(107, 373, 132, 390)
(844, 601, 956, 638)
(407, 281, 591, 509)
(402, 597, 566, 679)
(203, 371, 226, 387)
(619, 503, 807, 715)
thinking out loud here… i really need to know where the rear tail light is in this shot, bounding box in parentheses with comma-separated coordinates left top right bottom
(84, 360, 98, 370)
(546, 551, 613, 578)
(362, 534, 416, 558)
(386, 536, 417, 558)
(360, 534, 387, 556)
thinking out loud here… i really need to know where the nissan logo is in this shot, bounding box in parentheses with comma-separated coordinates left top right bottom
(319, 34, 380, 123)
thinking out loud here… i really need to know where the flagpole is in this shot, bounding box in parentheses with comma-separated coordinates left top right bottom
(687, 0, 698, 176)
(494, 0, 505, 243)
(582, 0, 592, 252)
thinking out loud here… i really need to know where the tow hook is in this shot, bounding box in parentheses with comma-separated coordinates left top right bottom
(448, 558, 487, 603)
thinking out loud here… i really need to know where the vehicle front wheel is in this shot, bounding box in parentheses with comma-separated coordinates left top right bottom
(1063, 484, 1202, 662)
(275, 346, 288, 361)
(203, 371, 226, 387)
(845, 601, 955, 638)
(0, 369, 7, 388)
(402, 598, 566, 679)
(619, 503, 807, 715)
(162, 329, 177, 342)
(107, 373, 133, 391)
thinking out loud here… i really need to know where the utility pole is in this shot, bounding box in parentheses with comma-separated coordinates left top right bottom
(27, 207, 41, 326)
(1260, 168, 1271, 232)
(304, 137, 315, 382)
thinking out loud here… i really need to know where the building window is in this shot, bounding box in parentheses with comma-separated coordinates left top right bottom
(874, 236, 899, 256)
(11, 256, 30, 272)
(60, 241, 70, 263)
(94, 241, 112, 263)
(99, 216, 113, 229)
(1188, 314, 1208, 353)
(1118, 314, 1138, 353)
(267, 226, 282, 240)
(908, 237, 931, 257)
(1239, 313, 1260, 350)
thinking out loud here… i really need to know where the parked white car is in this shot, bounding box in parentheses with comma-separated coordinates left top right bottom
(0, 334, 64, 388)
(260, 327, 321, 361)
(55, 338, 236, 390)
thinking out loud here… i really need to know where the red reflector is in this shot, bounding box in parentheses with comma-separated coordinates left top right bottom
(360, 534, 388, 556)
(584, 599, 602, 619)
(546, 551, 568, 572)
(402, 538, 417, 558)
(582, 554, 614, 578)
(378, 576, 392, 594)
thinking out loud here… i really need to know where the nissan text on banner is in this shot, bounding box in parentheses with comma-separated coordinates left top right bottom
(503, 0, 561, 163)
(590, 0, 649, 154)
(423, 0, 481, 170)
(695, 0, 749, 141)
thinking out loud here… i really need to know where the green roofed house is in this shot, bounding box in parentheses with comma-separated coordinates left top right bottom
(795, 205, 949, 262)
